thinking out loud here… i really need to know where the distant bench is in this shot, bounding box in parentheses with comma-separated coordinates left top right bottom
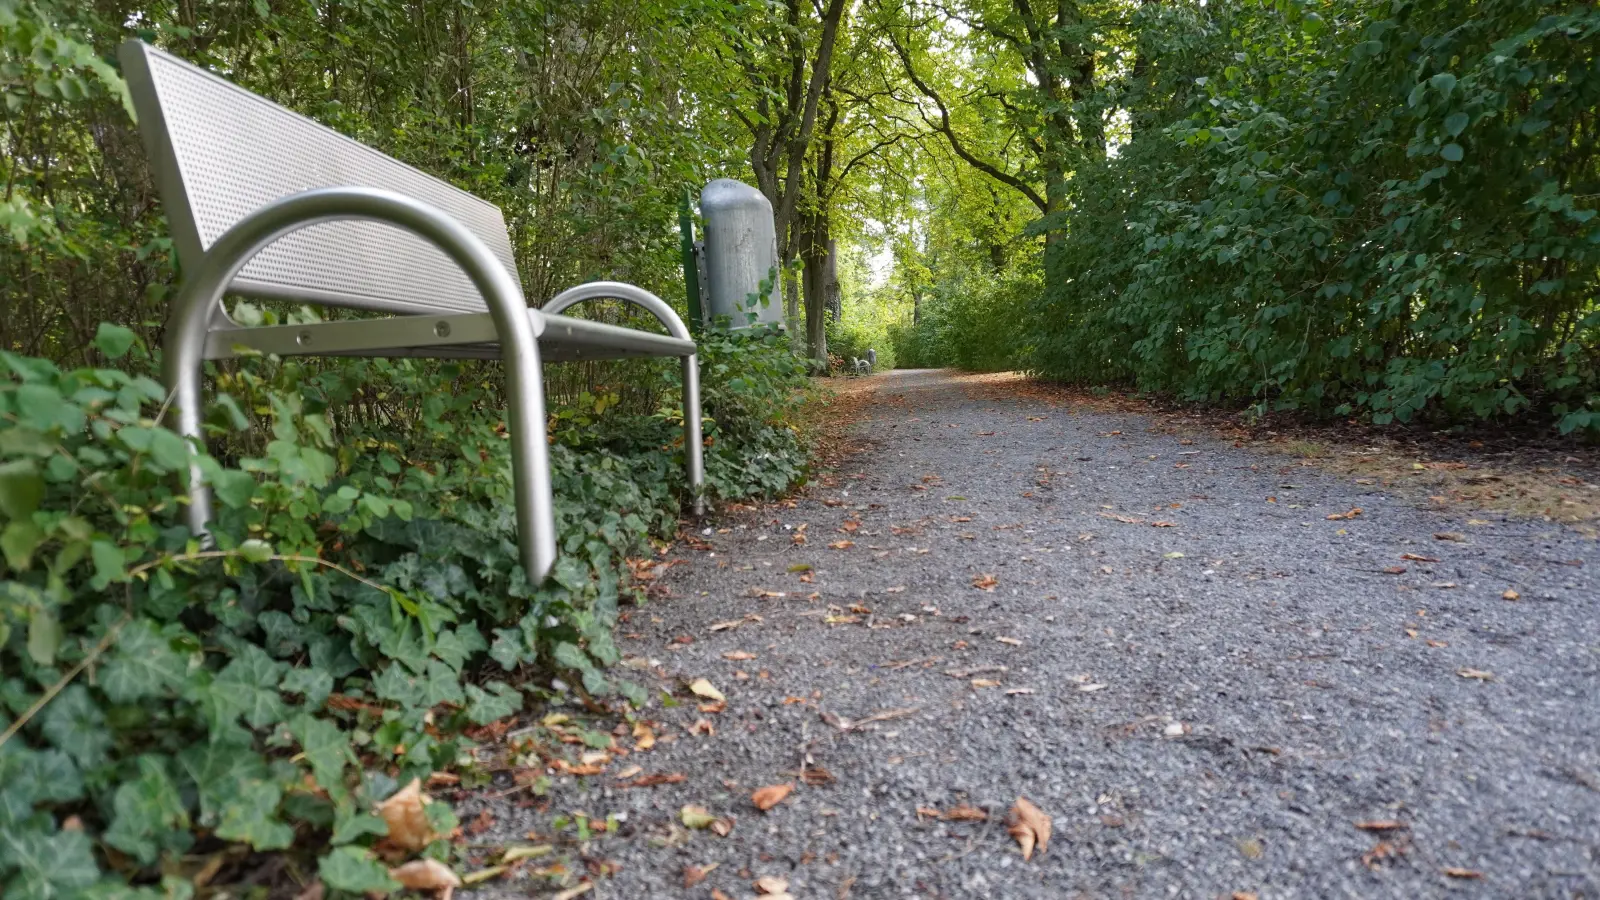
(120, 41, 704, 583)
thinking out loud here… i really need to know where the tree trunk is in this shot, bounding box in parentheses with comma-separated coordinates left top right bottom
(799, 210, 830, 366)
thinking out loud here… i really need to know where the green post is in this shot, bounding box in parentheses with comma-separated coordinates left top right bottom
(679, 190, 703, 336)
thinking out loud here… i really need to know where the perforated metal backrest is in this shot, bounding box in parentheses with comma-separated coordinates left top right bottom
(119, 41, 522, 316)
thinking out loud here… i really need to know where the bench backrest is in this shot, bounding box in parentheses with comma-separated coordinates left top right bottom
(118, 41, 522, 317)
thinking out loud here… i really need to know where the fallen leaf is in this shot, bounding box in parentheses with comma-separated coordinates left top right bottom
(1382, 566, 1407, 575)
(617, 772, 687, 788)
(1238, 838, 1263, 859)
(460, 866, 506, 886)
(1151, 521, 1177, 528)
(389, 859, 461, 893)
(1354, 820, 1406, 832)
(1078, 683, 1107, 692)
(501, 845, 553, 863)
(1400, 553, 1439, 562)
(944, 805, 988, 822)
(1008, 797, 1052, 860)
(972, 573, 998, 591)
(632, 722, 655, 751)
(751, 783, 794, 811)
(996, 636, 1023, 646)
(1098, 512, 1144, 524)
(682, 863, 719, 888)
(709, 619, 743, 632)
(1326, 508, 1363, 521)
(681, 805, 716, 829)
(753, 875, 789, 894)
(711, 891, 732, 900)
(723, 650, 757, 661)
(1442, 867, 1483, 879)
(1425, 639, 1449, 648)
(916, 806, 941, 820)
(971, 678, 1001, 688)
(1457, 668, 1494, 681)
(698, 700, 727, 713)
(1502, 588, 1520, 601)
(690, 718, 715, 735)
(689, 678, 725, 702)
(1434, 531, 1466, 542)
(1005, 688, 1035, 696)
(1232, 893, 1259, 900)
(828, 540, 855, 550)
(376, 778, 438, 851)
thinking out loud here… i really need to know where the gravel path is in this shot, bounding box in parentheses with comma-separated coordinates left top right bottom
(465, 368, 1600, 899)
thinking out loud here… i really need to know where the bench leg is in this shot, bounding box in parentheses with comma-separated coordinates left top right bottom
(682, 354, 705, 516)
(507, 340, 558, 583)
(164, 298, 215, 544)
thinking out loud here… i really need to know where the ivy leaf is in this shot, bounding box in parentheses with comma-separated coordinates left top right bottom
(318, 847, 399, 894)
(176, 740, 270, 827)
(199, 644, 287, 730)
(0, 822, 100, 900)
(102, 620, 188, 703)
(464, 681, 521, 725)
(1440, 142, 1464, 162)
(103, 757, 189, 864)
(281, 667, 334, 709)
(1, 520, 44, 570)
(330, 806, 388, 846)
(38, 685, 111, 769)
(488, 627, 526, 670)
(0, 747, 83, 825)
(1444, 111, 1469, 137)
(26, 606, 60, 667)
(289, 714, 352, 793)
(213, 779, 293, 850)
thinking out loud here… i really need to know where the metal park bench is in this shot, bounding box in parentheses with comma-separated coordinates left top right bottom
(119, 41, 703, 583)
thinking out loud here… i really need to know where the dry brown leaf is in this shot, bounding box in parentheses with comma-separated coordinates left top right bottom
(632, 722, 656, 751)
(389, 859, 461, 894)
(753, 875, 789, 894)
(723, 650, 757, 661)
(708, 619, 743, 632)
(711, 890, 732, 900)
(751, 783, 794, 811)
(682, 863, 718, 888)
(1151, 521, 1177, 528)
(688, 678, 725, 702)
(1008, 797, 1051, 860)
(970, 678, 1001, 688)
(690, 718, 715, 736)
(375, 778, 437, 851)
(916, 806, 941, 820)
(840, 520, 860, 532)
(1400, 553, 1439, 562)
(1457, 668, 1495, 681)
(613, 765, 643, 780)
(1354, 820, 1406, 832)
(617, 772, 687, 788)
(996, 636, 1023, 646)
(1434, 531, 1466, 542)
(1502, 588, 1520, 601)
(1442, 867, 1483, 879)
(1232, 893, 1259, 900)
(944, 804, 988, 822)
(972, 573, 998, 591)
(1326, 508, 1363, 520)
(829, 540, 855, 550)
(1005, 688, 1036, 696)
(698, 700, 727, 714)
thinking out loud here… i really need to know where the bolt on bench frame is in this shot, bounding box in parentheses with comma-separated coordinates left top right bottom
(119, 41, 704, 584)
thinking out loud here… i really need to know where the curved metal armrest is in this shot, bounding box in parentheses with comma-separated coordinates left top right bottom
(541, 280, 705, 516)
(542, 281, 694, 346)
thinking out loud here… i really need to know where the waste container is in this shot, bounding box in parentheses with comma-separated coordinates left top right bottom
(700, 179, 784, 329)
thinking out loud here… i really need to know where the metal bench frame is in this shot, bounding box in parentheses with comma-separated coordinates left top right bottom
(120, 41, 703, 583)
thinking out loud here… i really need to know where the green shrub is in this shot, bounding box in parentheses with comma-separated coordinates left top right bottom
(0, 323, 810, 898)
(1031, 0, 1600, 434)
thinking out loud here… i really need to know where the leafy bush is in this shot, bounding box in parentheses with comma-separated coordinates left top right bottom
(1032, 0, 1600, 434)
(889, 264, 1034, 373)
(0, 323, 810, 898)
(826, 311, 896, 373)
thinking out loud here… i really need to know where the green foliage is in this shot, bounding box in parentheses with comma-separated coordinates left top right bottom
(1031, 0, 1600, 434)
(0, 328, 809, 895)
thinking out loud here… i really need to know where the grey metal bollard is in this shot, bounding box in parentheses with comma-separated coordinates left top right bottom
(700, 179, 784, 330)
